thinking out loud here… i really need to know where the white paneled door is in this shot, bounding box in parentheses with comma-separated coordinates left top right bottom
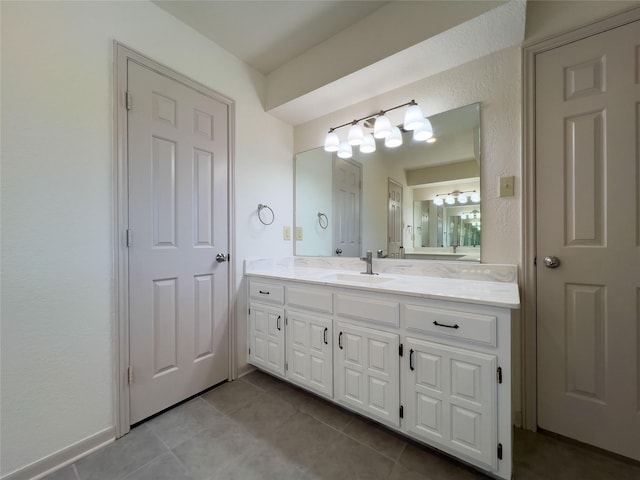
(333, 157, 361, 257)
(388, 178, 403, 258)
(536, 20, 640, 460)
(127, 60, 229, 424)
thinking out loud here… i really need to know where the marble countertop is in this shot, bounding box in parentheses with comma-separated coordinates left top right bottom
(245, 258, 520, 309)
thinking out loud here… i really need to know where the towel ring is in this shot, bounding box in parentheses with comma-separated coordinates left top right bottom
(317, 212, 328, 229)
(257, 204, 275, 225)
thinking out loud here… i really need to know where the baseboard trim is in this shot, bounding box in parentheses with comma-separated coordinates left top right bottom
(1, 426, 115, 480)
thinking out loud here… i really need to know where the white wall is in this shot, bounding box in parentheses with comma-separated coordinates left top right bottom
(0, 1, 292, 476)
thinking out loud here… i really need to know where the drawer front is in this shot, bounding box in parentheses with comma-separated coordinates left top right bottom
(287, 286, 333, 314)
(335, 294, 399, 327)
(249, 281, 285, 304)
(403, 304, 496, 347)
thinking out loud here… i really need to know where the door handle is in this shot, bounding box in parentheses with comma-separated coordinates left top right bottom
(323, 327, 328, 345)
(543, 256, 560, 268)
(409, 349, 415, 371)
(338, 331, 343, 349)
(276, 315, 281, 331)
(216, 253, 228, 263)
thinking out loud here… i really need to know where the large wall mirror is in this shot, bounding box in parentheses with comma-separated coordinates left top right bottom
(294, 102, 481, 262)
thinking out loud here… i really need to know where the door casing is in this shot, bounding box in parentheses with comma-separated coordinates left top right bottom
(521, 6, 640, 431)
(113, 42, 236, 437)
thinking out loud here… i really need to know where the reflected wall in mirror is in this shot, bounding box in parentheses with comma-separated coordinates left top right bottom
(294, 102, 481, 262)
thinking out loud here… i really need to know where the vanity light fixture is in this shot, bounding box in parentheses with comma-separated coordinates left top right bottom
(433, 190, 480, 206)
(323, 100, 428, 154)
(337, 140, 353, 159)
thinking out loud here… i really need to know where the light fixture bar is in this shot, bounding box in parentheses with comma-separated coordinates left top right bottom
(325, 100, 418, 134)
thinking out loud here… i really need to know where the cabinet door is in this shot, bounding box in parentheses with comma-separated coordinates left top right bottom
(286, 310, 333, 398)
(334, 321, 399, 427)
(404, 337, 497, 470)
(249, 303, 285, 376)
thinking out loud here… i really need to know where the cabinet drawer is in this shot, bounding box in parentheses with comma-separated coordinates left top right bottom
(250, 281, 284, 304)
(403, 304, 496, 347)
(287, 286, 333, 314)
(335, 294, 399, 327)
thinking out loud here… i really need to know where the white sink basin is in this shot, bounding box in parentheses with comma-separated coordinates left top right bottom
(323, 273, 394, 284)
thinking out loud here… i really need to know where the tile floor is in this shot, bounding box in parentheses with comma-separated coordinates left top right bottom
(45, 370, 640, 480)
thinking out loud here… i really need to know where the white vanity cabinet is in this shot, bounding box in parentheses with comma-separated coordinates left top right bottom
(334, 321, 400, 428)
(248, 281, 286, 377)
(246, 274, 514, 480)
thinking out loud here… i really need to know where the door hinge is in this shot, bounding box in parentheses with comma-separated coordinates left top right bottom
(497, 367, 503, 384)
(126, 92, 132, 110)
(248, 307, 251, 315)
(285, 317, 288, 326)
(248, 347, 251, 355)
(399, 405, 404, 419)
(497, 443, 503, 460)
(534, 256, 537, 266)
(127, 366, 133, 385)
(285, 362, 288, 371)
(399, 343, 404, 357)
(126, 229, 133, 247)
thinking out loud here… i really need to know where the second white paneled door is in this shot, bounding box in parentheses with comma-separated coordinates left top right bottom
(536, 20, 640, 460)
(127, 60, 230, 424)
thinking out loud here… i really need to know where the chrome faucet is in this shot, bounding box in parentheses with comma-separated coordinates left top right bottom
(361, 250, 376, 275)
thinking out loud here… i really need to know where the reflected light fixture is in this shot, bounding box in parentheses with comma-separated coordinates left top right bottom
(337, 140, 353, 159)
(323, 100, 429, 154)
(433, 190, 480, 206)
(385, 126, 403, 148)
(360, 133, 376, 153)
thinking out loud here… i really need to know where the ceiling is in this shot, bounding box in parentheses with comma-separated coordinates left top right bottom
(153, 1, 525, 125)
(152, 1, 390, 75)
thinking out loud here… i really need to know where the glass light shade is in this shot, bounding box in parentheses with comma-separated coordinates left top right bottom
(426, 137, 437, 143)
(359, 133, 376, 153)
(384, 126, 403, 148)
(470, 192, 480, 203)
(337, 140, 353, 159)
(324, 131, 340, 152)
(347, 123, 364, 146)
(403, 104, 425, 130)
(461, 213, 468, 220)
(434, 197, 444, 206)
(445, 195, 455, 205)
(458, 194, 468, 204)
(476, 212, 481, 219)
(413, 118, 433, 141)
(373, 115, 392, 139)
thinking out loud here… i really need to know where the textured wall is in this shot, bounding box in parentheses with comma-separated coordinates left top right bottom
(0, 1, 292, 475)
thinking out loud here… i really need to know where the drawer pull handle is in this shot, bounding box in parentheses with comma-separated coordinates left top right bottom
(433, 320, 459, 329)
(338, 331, 343, 350)
(323, 327, 328, 345)
(276, 315, 281, 331)
(259, 290, 270, 295)
(409, 349, 415, 371)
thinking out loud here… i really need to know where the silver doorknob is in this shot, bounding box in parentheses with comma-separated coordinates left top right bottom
(216, 253, 228, 263)
(543, 256, 560, 268)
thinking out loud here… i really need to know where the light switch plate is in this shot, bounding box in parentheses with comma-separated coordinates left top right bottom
(499, 176, 515, 197)
(296, 226, 303, 241)
(283, 226, 291, 241)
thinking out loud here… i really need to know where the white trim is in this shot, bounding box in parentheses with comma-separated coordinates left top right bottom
(521, 6, 640, 431)
(113, 42, 237, 436)
(0, 427, 115, 480)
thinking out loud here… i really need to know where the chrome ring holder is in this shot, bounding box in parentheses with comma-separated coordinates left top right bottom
(257, 204, 275, 225)
(317, 212, 328, 229)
